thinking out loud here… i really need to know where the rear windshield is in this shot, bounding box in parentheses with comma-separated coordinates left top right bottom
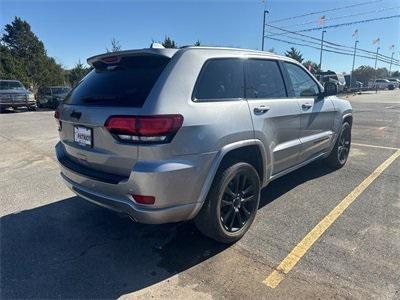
(0, 81, 25, 90)
(52, 87, 70, 94)
(64, 55, 170, 107)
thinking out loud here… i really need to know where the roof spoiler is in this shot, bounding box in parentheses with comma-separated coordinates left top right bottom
(87, 47, 177, 67)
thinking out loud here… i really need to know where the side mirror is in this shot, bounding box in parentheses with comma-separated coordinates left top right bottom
(321, 81, 338, 97)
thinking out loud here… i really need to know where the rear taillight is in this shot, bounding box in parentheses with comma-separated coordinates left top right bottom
(54, 110, 61, 131)
(105, 115, 184, 144)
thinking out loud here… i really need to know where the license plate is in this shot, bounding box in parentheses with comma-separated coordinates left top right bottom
(74, 126, 92, 147)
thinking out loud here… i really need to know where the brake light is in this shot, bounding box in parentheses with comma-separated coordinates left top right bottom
(54, 110, 61, 131)
(105, 115, 184, 144)
(132, 194, 155, 205)
(101, 56, 121, 64)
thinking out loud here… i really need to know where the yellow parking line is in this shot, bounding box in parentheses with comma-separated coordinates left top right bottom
(352, 142, 399, 151)
(263, 149, 400, 288)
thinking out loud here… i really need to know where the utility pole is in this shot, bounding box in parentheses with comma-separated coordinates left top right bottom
(389, 51, 394, 74)
(374, 46, 380, 69)
(351, 40, 359, 87)
(374, 47, 380, 93)
(261, 10, 269, 51)
(319, 30, 326, 70)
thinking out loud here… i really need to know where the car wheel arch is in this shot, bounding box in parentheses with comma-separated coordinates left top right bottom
(187, 139, 269, 220)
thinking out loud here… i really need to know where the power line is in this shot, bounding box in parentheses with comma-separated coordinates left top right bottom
(279, 6, 400, 29)
(268, 36, 400, 66)
(269, 0, 382, 24)
(268, 31, 355, 54)
(281, 15, 400, 33)
(268, 32, 398, 65)
(265, 24, 399, 63)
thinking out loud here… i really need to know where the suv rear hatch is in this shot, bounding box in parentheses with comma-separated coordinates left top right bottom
(57, 52, 173, 180)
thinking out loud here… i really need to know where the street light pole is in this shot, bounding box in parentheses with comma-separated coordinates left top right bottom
(351, 40, 359, 87)
(389, 51, 394, 74)
(261, 10, 269, 51)
(374, 47, 380, 93)
(374, 46, 380, 69)
(319, 30, 326, 70)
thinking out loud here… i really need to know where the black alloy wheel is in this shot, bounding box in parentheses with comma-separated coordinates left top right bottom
(220, 172, 258, 232)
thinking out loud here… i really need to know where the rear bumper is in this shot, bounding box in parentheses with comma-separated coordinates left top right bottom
(61, 172, 202, 223)
(55, 142, 215, 224)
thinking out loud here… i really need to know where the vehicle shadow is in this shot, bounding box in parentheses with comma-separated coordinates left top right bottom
(259, 161, 335, 208)
(0, 197, 228, 298)
(1, 161, 334, 298)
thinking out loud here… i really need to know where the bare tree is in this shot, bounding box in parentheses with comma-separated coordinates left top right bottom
(106, 38, 122, 52)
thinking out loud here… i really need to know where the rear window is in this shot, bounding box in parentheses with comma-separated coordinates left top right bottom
(64, 55, 170, 107)
(51, 87, 70, 94)
(0, 81, 24, 90)
(193, 58, 244, 101)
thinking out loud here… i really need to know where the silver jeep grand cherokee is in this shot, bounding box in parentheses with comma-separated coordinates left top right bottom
(55, 46, 352, 243)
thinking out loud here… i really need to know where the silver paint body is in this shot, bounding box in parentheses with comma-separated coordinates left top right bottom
(55, 47, 352, 223)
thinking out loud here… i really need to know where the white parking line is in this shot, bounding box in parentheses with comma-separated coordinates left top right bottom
(352, 143, 399, 151)
(264, 149, 400, 288)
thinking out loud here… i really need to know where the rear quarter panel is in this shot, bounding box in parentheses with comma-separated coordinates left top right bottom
(138, 49, 255, 160)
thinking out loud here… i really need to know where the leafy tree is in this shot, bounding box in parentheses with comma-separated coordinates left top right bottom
(67, 61, 90, 87)
(1, 17, 65, 92)
(106, 37, 122, 52)
(0, 45, 29, 84)
(303, 60, 321, 75)
(392, 70, 400, 78)
(352, 66, 390, 84)
(162, 36, 177, 48)
(375, 67, 389, 79)
(351, 65, 374, 84)
(285, 47, 304, 63)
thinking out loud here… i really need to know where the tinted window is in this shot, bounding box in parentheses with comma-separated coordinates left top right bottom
(284, 62, 320, 97)
(194, 59, 244, 100)
(246, 59, 287, 98)
(52, 87, 70, 94)
(0, 81, 24, 90)
(64, 55, 170, 107)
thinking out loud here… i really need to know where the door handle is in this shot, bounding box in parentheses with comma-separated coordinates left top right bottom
(254, 105, 270, 114)
(302, 103, 312, 109)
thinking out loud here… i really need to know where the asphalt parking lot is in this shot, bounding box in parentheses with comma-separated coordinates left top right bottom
(1, 90, 399, 299)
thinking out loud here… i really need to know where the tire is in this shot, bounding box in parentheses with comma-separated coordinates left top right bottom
(195, 162, 260, 244)
(325, 122, 351, 169)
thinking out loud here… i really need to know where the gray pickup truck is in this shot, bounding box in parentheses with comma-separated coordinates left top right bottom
(0, 80, 36, 112)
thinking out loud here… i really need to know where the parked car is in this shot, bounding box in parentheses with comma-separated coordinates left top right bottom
(368, 79, 395, 90)
(318, 71, 346, 93)
(55, 46, 353, 243)
(37, 86, 71, 108)
(0, 80, 36, 112)
(387, 78, 400, 89)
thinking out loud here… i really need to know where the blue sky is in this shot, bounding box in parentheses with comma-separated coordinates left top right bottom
(1, 0, 399, 73)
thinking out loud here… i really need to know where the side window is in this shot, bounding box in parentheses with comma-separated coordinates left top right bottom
(194, 58, 244, 101)
(245, 59, 287, 99)
(284, 62, 320, 97)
